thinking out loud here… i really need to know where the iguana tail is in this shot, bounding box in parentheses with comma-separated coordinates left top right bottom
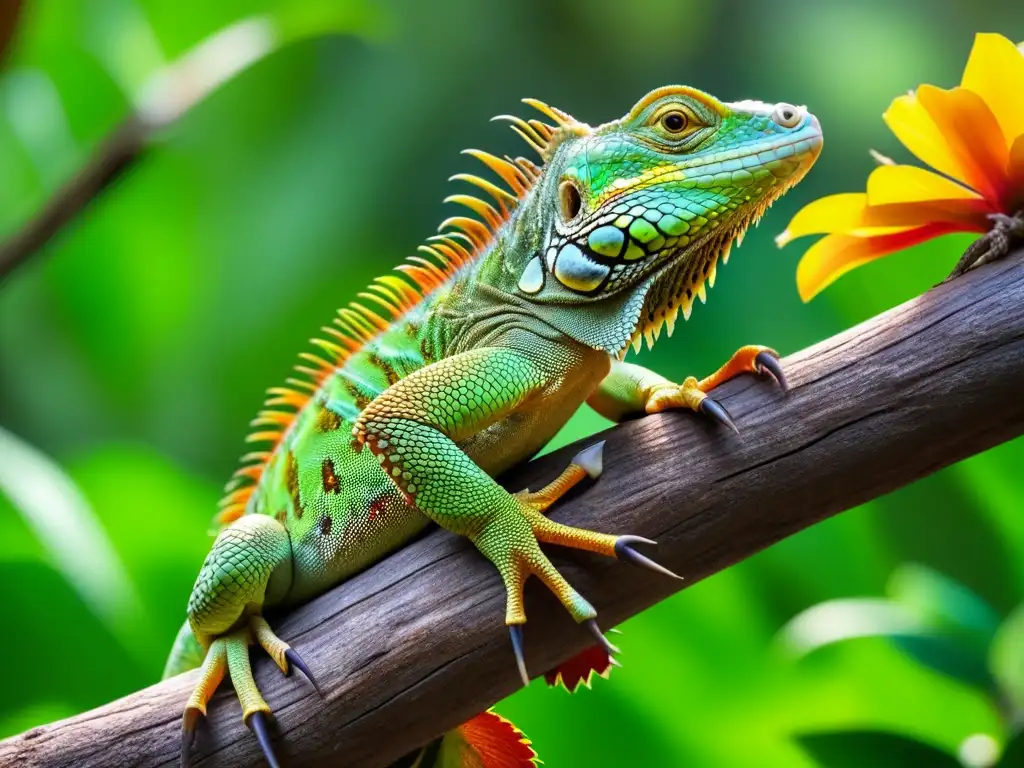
(163, 619, 205, 679)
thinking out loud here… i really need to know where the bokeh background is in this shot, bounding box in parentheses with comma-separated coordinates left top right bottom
(1, 1, 1023, 765)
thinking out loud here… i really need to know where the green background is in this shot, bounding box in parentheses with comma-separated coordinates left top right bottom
(1, 1, 1022, 765)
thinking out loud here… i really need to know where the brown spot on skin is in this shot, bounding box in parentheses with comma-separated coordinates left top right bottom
(321, 457, 340, 493)
(316, 403, 341, 432)
(275, 508, 287, 524)
(319, 515, 333, 536)
(368, 496, 387, 521)
(286, 452, 303, 518)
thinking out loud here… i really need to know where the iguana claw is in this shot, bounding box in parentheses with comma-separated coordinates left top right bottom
(698, 396, 738, 433)
(644, 344, 786, 431)
(754, 350, 788, 391)
(178, 616, 321, 768)
(585, 619, 620, 656)
(180, 711, 198, 768)
(284, 648, 323, 698)
(509, 625, 529, 687)
(614, 535, 683, 579)
(248, 711, 282, 768)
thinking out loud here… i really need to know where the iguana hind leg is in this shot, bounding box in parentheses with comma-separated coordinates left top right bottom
(177, 514, 318, 768)
(353, 347, 677, 687)
(588, 345, 787, 431)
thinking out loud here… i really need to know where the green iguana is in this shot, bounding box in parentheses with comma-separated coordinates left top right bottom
(162, 85, 822, 767)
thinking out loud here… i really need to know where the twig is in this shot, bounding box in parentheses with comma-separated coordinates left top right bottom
(0, 0, 23, 65)
(0, 118, 146, 282)
(0, 17, 276, 282)
(1, 252, 1022, 767)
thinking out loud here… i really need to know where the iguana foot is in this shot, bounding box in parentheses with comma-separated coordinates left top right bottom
(946, 211, 1024, 281)
(181, 615, 320, 768)
(516, 442, 678, 578)
(514, 441, 604, 512)
(645, 344, 787, 432)
(500, 442, 679, 686)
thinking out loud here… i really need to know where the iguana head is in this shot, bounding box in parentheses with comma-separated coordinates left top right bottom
(482, 86, 822, 355)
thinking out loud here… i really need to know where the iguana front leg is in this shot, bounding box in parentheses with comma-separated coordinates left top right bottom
(352, 346, 676, 684)
(587, 346, 787, 430)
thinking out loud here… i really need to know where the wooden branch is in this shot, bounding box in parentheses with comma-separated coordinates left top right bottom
(3, 252, 1023, 767)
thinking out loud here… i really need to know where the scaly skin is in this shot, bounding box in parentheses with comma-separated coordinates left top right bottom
(164, 86, 822, 767)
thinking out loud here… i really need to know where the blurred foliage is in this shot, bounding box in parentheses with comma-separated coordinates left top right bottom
(0, 0, 1023, 765)
(782, 564, 1024, 765)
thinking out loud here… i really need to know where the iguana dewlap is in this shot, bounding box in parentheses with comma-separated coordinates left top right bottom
(162, 86, 822, 768)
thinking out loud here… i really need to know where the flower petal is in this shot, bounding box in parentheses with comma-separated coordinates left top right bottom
(796, 223, 964, 301)
(960, 33, 1024, 144)
(885, 92, 971, 187)
(776, 193, 867, 245)
(866, 164, 981, 205)
(861, 165, 992, 230)
(777, 167, 990, 247)
(453, 711, 538, 767)
(915, 85, 1010, 205)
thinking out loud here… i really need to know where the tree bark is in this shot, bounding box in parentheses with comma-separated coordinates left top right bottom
(2, 252, 1022, 768)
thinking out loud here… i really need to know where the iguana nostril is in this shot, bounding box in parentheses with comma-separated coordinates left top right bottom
(773, 103, 802, 128)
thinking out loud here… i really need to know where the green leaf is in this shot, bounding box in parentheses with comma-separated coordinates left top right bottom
(269, 0, 390, 44)
(991, 604, 1024, 713)
(779, 597, 926, 656)
(887, 564, 1001, 644)
(0, 561, 142, 737)
(0, 428, 139, 632)
(885, 564, 1000, 689)
(796, 730, 962, 768)
(66, 444, 222, 676)
(130, 2, 387, 125)
(779, 590, 997, 690)
(890, 635, 994, 690)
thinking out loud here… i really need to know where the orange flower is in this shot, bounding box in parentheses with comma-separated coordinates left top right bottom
(778, 33, 1024, 301)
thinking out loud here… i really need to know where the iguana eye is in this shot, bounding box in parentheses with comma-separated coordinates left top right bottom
(772, 102, 802, 128)
(649, 105, 702, 140)
(660, 110, 688, 133)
